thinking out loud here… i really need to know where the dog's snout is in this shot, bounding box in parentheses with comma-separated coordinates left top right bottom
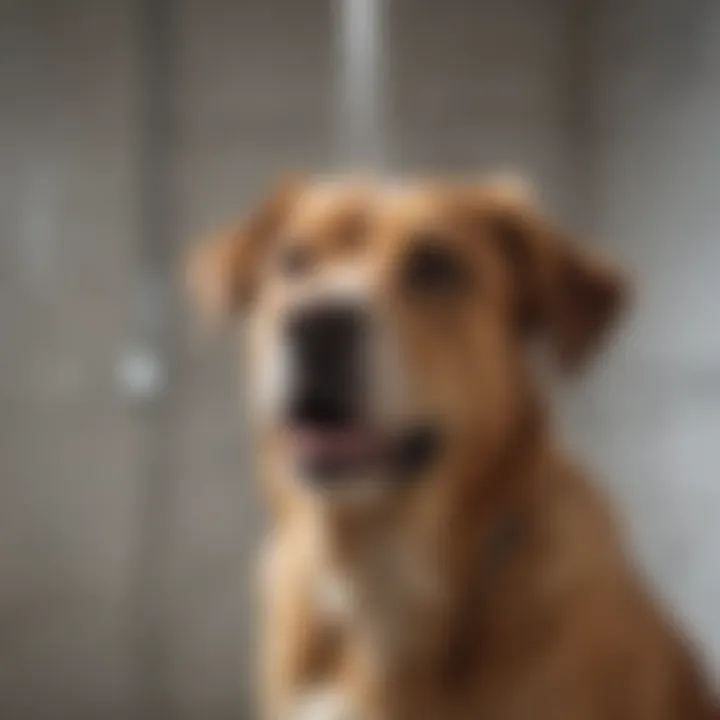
(287, 304, 365, 357)
(286, 304, 367, 428)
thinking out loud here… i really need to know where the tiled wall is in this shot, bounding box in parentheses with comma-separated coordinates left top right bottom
(0, 3, 142, 718)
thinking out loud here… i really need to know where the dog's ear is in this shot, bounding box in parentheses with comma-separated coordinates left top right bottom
(184, 179, 302, 324)
(479, 177, 630, 371)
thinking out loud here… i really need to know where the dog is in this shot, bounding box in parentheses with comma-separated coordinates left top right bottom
(187, 175, 717, 719)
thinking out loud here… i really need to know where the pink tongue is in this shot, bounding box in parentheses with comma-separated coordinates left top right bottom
(292, 427, 379, 463)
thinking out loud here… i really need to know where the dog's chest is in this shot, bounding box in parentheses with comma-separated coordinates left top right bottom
(314, 529, 442, 660)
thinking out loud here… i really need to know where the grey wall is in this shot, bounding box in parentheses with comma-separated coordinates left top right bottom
(1, 1, 718, 719)
(585, 0, 720, 674)
(0, 3, 142, 718)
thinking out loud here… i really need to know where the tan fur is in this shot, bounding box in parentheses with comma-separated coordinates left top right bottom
(188, 177, 716, 720)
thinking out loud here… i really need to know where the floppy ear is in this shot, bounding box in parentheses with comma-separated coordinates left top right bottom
(539, 234, 629, 370)
(480, 179, 630, 371)
(184, 179, 301, 323)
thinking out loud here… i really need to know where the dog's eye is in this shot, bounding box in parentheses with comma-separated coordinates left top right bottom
(402, 238, 467, 295)
(278, 244, 313, 278)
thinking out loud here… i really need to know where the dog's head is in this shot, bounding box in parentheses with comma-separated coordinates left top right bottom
(187, 176, 628, 507)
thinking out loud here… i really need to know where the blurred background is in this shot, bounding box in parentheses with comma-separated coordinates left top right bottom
(2, 0, 720, 718)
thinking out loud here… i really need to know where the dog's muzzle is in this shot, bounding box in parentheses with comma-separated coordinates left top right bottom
(283, 301, 441, 486)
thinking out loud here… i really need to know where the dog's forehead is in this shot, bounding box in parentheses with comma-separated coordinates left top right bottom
(280, 180, 463, 247)
(283, 179, 374, 235)
(387, 184, 445, 218)
(374, 183, 466, 239)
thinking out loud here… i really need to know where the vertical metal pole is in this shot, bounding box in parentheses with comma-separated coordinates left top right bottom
(336, 0, 388, 170)
(565, 0, 600, 231)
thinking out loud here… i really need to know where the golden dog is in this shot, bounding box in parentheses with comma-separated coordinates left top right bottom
(187, 176, 717, 719)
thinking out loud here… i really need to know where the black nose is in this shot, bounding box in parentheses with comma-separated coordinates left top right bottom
(286, 304, 366, 428)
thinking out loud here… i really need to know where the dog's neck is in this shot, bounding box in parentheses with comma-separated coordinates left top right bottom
(305, 401, 550, 646)
(316, 397, 546, 562)
(293, 404, 552, 710)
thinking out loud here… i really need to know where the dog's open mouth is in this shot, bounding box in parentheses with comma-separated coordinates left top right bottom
(287, 423, 441, 484)
(289, 426, 383, 480)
